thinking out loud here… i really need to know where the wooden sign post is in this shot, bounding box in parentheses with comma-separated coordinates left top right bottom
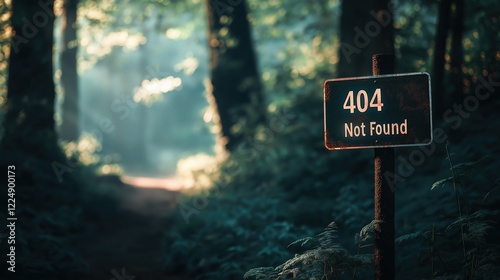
(372, 54, 396, 280)
(323, 54, 432, 280)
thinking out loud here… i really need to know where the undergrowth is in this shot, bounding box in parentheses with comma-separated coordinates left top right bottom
(245, 221, 374, 280)
(164, 118, 499, 280)
(395, 146, 500, 279)
(0, 136, 89, 279)
(0, 135, 122, 279)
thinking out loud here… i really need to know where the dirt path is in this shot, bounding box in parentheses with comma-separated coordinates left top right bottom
(78, 181, 187, 279)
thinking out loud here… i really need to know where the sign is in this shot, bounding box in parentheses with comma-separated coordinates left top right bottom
(324, 72, 432, 150)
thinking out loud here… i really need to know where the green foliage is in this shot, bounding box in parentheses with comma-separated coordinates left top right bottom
(164, 108, 499, 279)
(0, 142, 89, 277)
(164, 186, 315, 279)
(245, 222, 373, 280)
(0, 133, 121, 278)
(396, 151, 500, 280)
(431, 155, 495, 190)
(354, 220, 382, 245)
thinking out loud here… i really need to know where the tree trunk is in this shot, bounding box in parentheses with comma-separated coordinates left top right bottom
(432, 0, 452, 121)
(486, 10, 500, 104)
(60, 0, 79, 142)
(450, 0, 464, 104)
(337, 0, 374, 77)
(205, 0, 266, 152)
(2, 0, 60, 157)
(337, 0, 394, 75)
(374, 0, 394, 55)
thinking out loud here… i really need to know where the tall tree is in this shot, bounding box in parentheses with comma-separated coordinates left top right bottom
(432, 0, 452, 121)
(337, 0, 394, 77)
(205, 0, 266, 152)
(373, 0, 394, 55)
(450, 0, 464, 104)
(2, 0, 62, 160)
(0, 3, 87, 276)
(337, 0, 374, 77)
(60, 0, 79, 142)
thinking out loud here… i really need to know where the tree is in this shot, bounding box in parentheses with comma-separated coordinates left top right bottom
(337, 0, 374, 77)
(2, 0, 62, 160)
(432, 0, 452, 121)
(60, 0, 80, 142)
(337, 0, 394, 77)
(450, 0, 464, 104)
(373, 0, 394, 55)
(0, 4, 89, 275)
(205, 0, 266, 152)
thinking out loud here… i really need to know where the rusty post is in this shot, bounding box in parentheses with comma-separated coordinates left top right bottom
(372, 53, 395, 280)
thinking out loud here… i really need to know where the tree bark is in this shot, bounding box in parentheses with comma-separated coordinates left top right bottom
(373, 0, 394, 55)
(205, 0, 265, 152)
(337, 0, 394, 74)
(337, 0, 375, 77)
(2, 0, 60, 157)
(432, 0, 452, 121)
(60, 0, 79, 142)
(450, 0, 464, 104)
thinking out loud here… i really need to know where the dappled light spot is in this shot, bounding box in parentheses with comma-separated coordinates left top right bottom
(133, 76, 182, 104)
(166, 28, 182, 39)
(174, 55, 199, 75)
(62, 133, 102, 165)
(176, 153, 220, 190)
(203, 108, 214, 123)
(210, 38, 220, 47)
(99, 164, 122, 175)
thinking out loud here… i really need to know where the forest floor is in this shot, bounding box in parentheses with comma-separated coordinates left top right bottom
(77, 178, 188, 280)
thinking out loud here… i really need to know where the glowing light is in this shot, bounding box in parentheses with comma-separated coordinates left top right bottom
(166, 28, 182, 39)
(102, 165, 111, 174)
(174, 56, 199, 75)
(134, 76, 182, 103)
(203, 109, 213, 123)
(121, 176, 185, 191)
(99, 164, 122, 176)
(176, 154, 219, 189)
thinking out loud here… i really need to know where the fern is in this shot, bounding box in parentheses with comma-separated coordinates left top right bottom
(287, 237, 319, 252)
(451, 155, 494, 176)
(430, 177, 455, 190)
(244, 267, 279, 279)
(426, 150, 500, 280)
(354, 220, 382, 244)
(244, 221, 373, 280)
(395, 231, 430, 245)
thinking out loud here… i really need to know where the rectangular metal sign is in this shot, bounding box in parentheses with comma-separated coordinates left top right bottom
(324, 72, 432, 150)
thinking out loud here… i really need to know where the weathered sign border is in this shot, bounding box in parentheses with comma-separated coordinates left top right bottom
(324, 72, 433, 150)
